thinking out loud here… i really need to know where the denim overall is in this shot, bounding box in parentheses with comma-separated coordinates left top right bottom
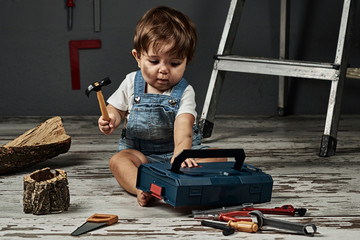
(118, 71, 203, 163)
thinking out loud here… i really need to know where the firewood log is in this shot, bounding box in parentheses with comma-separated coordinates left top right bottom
(0, 117, 71, 174)
(23, 167, 70, 215)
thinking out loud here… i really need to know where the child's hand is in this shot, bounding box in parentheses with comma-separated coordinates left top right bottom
(98, 114, 116, 135)
(181, 158, 198, 168)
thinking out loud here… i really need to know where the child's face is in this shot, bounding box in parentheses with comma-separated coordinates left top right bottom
(132, 42, 187, 93)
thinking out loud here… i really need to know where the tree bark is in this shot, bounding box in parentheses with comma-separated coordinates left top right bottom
(0, 117, 71, 174)
(23, 167, 70, 215)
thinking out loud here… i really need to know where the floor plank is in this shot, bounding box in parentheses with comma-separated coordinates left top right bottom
(1, 115, 359, 239)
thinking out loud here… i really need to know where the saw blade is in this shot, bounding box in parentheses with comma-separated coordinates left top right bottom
(71, 221, 107, 236)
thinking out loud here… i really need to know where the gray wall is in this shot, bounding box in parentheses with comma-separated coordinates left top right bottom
(1, 0, 359, 116)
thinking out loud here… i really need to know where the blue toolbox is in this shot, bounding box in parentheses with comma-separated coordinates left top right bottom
(136, 149, 273, 207)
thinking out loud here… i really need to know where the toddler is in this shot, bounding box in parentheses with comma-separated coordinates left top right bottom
(98, 6, 225, 206)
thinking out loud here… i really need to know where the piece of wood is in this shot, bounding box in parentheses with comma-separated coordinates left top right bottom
(97, 90, 110, 121)
(23, 167, 70, 215)
(0, 116, 71, 174)
(347, 67, 360, 79)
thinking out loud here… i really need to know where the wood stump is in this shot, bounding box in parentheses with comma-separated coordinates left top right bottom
(0, 117, 71, 174)
(23, 167, 70, 215)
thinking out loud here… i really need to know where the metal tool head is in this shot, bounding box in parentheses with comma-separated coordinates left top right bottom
(85, 77, 111, 97)
(71, 222, 107, 236)
(249, 210, 264, 228)
(296, 208, 307, 217)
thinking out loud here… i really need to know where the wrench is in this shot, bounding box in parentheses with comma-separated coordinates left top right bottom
(250, 210, 317, 237)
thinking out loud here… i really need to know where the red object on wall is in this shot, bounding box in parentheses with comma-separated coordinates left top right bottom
(66, 0, 75, 7)
(69, 40, 101, 90)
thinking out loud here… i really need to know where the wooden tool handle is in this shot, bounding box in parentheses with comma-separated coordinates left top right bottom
(228, 220, 258, 233)
(96, 91, 110, 121)
(87, 214, 118, 225)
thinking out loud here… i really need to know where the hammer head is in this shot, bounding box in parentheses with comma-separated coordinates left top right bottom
(85, 77, 111, 97)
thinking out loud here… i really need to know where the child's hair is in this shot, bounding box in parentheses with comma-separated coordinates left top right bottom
(134, 6, 197, 63)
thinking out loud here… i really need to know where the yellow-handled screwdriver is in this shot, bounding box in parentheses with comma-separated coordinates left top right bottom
(228, 220, 258, 233)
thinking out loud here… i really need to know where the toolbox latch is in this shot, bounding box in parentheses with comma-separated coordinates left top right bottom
(150, 183, 163, 200)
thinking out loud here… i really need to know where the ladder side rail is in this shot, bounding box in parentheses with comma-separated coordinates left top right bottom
(200, 0, 245, 138)
(320, 0, 355, 156)
(217, 0, 245, 55)
(278, 0, 290, 115)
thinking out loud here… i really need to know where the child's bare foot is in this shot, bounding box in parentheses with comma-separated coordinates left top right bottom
(136, 190, 154, 207)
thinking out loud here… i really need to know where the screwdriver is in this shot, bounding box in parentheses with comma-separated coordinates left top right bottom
(67, 0, 75, 31)
(201, 220, 235, 236)
(228, 220, 258, 233)
(201, 220, 258, 235)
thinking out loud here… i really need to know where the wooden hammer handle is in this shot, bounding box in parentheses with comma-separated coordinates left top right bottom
(96, 91, 110, 121)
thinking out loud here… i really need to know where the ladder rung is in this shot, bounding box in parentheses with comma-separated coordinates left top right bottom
(215, 55, 340, 81)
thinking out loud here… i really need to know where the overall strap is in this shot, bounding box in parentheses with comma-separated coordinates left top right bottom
(134, 70, 145, 98)
(170, 78, 189, 99)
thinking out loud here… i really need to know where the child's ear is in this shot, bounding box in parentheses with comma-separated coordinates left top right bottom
(131, 49, 141, 68)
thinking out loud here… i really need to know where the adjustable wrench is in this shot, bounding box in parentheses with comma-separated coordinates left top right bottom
(250, 210, 317, 237)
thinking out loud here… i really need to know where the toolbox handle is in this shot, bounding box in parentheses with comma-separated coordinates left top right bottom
(170, 149, 246, 173)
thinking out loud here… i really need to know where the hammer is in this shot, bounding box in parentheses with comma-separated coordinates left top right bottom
(85, 77, 111, 121)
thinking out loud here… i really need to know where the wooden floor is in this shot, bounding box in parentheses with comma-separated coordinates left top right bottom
(1, 115, 359, 239)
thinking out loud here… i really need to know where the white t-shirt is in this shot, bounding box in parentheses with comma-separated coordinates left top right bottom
(107, 71, 197, 120)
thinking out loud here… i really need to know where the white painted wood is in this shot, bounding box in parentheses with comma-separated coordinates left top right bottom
(1, 115, 359, 239)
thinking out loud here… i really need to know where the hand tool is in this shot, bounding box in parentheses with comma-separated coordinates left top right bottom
(201, 220, 235, 236)
(86, 77, 111, 121)
(228, 220, 258, 233)
(249, 210, 317, 237)
(201, 220, 258, 235)
(71, 214, 118, 236)
(66, 0, 75, 31)
(69, 40, 101, 90)
(192, 203, 253, 217)
(193, 204, 306, 221)
(242, 205, 307, 216)
(93, 0, 101, 32)
(194, 210, 252, 222)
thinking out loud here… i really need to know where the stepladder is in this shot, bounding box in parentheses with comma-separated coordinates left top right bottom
(199, 0, 356, 157)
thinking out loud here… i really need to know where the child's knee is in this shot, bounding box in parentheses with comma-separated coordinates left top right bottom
(109, 153, 121, 171)
(109, 156, 115, 171)
(109, 149, 147, 173)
